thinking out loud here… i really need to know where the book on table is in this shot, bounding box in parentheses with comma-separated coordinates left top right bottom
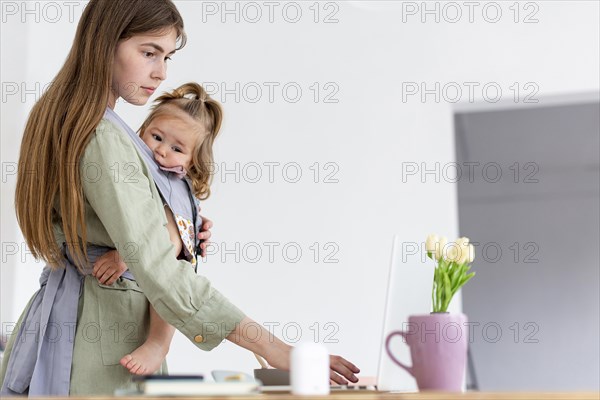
(131, 374, 260, 396)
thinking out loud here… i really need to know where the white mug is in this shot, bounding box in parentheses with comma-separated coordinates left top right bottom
(291, 343, 330, 395)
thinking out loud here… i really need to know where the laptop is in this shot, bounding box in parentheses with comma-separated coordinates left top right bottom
(259, 235, 424, 392)
(375, 234, 426, 392)
(339, 234, 422, 392)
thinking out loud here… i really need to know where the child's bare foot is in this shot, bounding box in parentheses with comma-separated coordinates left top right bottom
(120, 340, 169, 375)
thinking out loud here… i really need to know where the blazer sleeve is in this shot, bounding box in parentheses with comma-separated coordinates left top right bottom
(80, 119, 246, 350)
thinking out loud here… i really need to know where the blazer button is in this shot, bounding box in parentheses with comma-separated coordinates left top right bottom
(194, 334, 204, 343)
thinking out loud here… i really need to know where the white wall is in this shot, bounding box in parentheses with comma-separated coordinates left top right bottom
(1, 0, 34, 339)
(1, 0, 598, 390)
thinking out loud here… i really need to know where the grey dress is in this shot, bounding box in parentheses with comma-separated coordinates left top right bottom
(0, 114, 246, 395)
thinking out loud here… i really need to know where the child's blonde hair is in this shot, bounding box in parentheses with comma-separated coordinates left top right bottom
(139, 82, 222, 200)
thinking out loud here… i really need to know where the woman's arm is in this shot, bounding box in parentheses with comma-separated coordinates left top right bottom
(226, 317, 359, 384)
(82, 119, 360, 382)
(92, 204, 183, 285)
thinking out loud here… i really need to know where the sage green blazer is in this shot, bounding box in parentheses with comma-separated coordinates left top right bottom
(0, 117, 246, 395)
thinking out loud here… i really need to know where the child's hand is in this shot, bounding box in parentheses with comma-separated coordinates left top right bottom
(92, 249, 128, 285)
(197, 215, 213, 257)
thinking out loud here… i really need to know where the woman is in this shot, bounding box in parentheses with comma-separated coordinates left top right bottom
(0, 0, 359, 396)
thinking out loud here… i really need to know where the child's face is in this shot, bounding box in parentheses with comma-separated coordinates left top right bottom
(141, 109, 205, 172)
(110, 29, 177, 108)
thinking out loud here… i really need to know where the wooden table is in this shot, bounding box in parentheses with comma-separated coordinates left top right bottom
(60, 392, 599, 399)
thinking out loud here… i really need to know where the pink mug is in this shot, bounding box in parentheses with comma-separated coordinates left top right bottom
(385, 313, 468, 391)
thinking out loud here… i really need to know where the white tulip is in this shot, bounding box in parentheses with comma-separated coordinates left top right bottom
(457, 243, 469, 264)
(468, 244, 475, 263)
(425, 234, 439, 253)
(457, 237, 470, 246)
(445, 243, 461, 262)
(436, 236, 448, 261)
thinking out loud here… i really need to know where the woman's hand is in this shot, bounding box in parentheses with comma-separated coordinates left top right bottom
(197, 215, 213, 257)
(328, 354, 360, 385)
(92, 249, 128, 285)
(268, 348, 359, 385)
(227, 317, 361, 385)
(265, 346, 360, 385)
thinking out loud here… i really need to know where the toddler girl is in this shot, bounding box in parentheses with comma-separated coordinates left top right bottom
(93, 82, 222, 375)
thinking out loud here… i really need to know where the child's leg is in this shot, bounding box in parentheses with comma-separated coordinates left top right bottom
(120, 306, 176, 375)
(120, 205, 183, 375)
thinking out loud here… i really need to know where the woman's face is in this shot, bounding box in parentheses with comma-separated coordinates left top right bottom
(110, 28, 178, 108)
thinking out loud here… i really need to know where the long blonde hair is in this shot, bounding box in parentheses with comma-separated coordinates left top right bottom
(15, 0, 186, 269)
(139, 83, 223, 200)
